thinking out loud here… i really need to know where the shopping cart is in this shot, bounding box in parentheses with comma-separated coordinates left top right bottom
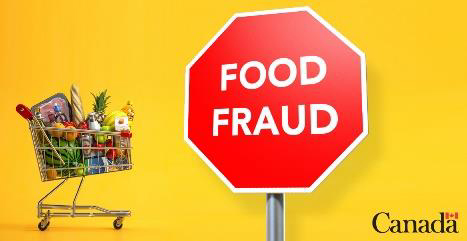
(16, 104, 133, 231)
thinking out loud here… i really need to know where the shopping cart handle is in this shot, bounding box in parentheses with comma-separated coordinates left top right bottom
(16, 104, 33, 120)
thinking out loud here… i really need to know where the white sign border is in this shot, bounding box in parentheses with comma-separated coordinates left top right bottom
(184, 6, 368, 193)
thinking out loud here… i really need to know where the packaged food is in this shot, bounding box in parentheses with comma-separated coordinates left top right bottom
(53, 103, 68, 123)
(80, 134, 93, 158)
(31, 93, 72, 126)
(85, 156, 112, 174)
(114, 116, 129, 131)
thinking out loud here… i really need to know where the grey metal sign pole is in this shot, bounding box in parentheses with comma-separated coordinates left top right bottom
(267, 193, 284, 241)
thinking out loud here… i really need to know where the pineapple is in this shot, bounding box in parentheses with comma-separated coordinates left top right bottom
(90, 90, 110, 124)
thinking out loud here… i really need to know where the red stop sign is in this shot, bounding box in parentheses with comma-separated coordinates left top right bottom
(185, 7, 367, 193)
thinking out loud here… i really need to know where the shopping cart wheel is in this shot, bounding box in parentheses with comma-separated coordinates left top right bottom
(38, 220, 50, 231)
(113, 217, 123, 230)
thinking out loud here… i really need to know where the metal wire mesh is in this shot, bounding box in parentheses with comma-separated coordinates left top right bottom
(27, 119, 133, 182)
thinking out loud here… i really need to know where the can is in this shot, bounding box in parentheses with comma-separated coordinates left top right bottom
(113, 135, 130, 170)
(80, 134, 93, 158)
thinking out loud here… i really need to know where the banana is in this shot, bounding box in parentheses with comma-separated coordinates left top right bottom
(103, 110, 127, 127)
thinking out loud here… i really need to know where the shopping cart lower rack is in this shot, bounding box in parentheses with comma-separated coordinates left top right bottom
(16, 104, 133, 231)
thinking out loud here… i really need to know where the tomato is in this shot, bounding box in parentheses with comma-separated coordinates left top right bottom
(106, 149, 117, 161)
(77, 122, 88, 130)
(63, 121, 76, 128)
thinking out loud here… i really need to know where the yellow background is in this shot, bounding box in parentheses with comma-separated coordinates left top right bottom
(0, 0, 466, 240)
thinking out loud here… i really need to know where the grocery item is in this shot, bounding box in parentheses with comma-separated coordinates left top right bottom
(96, 125, 111, 144)
(80, 134, 93, 158)
(121, 101, 135, 121)
(77, 121, 88, 130)
(53, 103, 68, 122)
(86, 156, 111, 174)
(105, 139, 113, 147)
(113, 134, 130, 159)
(49, 122, 65, 138)
(97, 134, 106, 144)
(121, 130, 132, 138)
(70, 84, 85, 125)
(64, 126, 78, 141)
(46, 169, 58, 180)
(114, 116, 129, 131)
(44, 138, 82, 166)
(90, 90, 110, 124)
(114, 132, 131, 143)
(103, 110, 127, 127)
(87, 113, 101, 131)
(106, 149, 117, 161)
(94, 143, 106, 156)
(75, 163, 86, 176)
(63, 121, 76, 127)
(101, 125, 111, 131)
(31, 93, 72, 126)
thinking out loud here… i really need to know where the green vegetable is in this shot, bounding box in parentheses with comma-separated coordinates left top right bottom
(44, 137, 83, 167)
(75, 163, 86, 176)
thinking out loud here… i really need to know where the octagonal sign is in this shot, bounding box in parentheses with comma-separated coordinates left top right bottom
(185, 7, 368, 193)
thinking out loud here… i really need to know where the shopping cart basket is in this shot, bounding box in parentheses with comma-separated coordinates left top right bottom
(16, 104, 133, 231)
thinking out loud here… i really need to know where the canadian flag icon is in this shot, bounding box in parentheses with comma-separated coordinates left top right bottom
(445, 212, 459, 219)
